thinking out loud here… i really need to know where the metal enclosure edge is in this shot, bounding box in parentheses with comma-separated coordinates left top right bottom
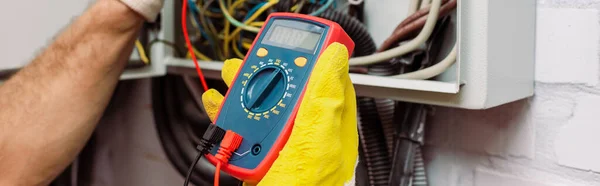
(164, 0, 536, 109)
(483, 0, 536, 108)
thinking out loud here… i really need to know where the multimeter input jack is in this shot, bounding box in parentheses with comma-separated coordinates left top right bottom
(252, 144, 262, 155)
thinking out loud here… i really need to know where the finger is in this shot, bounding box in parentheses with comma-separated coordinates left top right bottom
(222, 58, 243, 87)
(338, 74, 359, 181)
(201, 89, 224, 123)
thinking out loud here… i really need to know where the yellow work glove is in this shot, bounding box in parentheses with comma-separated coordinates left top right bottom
(202, 43, 358, 186)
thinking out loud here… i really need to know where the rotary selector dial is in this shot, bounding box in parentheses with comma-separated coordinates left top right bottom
(244, 67, 286, 112)
(241, 59, 294, 118)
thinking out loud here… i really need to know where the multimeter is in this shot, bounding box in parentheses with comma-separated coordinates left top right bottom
(205, 13, 355, 183)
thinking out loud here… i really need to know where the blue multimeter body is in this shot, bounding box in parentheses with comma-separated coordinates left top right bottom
(206, 13, 354, 182)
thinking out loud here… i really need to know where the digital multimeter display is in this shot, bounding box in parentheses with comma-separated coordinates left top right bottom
(264, 26, 322, 51)
(261, 19, 324, 53)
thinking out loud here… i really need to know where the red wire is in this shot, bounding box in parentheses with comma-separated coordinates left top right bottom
(182, 0, 209, 91)
(214, 162, 222, 186)
(214, 131, 242, 186)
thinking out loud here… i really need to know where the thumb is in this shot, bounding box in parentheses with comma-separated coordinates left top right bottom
(201, 89, 224, 122)
(202, 59, 242, 122)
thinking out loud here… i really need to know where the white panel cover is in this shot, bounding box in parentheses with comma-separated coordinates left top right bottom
(0, 0, 95, 70)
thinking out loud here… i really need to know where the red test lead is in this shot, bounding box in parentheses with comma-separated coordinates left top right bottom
(214, 131, 243, 186)
(181, 0, 209, 91)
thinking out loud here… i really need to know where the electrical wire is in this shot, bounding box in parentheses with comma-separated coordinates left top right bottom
(214, 162, 222, 186)
(218, 0, 261, 33)
(183, 124, 227, 186)
(184, 152, 204, 186)
(135, 40, 150, 65)
(187, 47, 214, 61)
(222, 1, 233, 58)
(374, 1, 457, 80)
(224, 0, 278, 59)
(293, 0, 306, 13)
(193, 0, 222, 58)
(302, 3, 376, 57)
(245, 2, 267, 20)
(223, 0, 250, 57)
(146, 30, 185, 58)
(232, 35, 246, 58)
(148, 39, 186, 58)
(242, 42, 253, 49)
(183, 125, 227, 186)
(182, 0, 210, 91)
(189, 13, 216, 51)
(378, 0, 455, 52)
(249, 21, 264, 27)
(201, 2, 220, 36)
(309, 0, 334, 16)
(213, 131, 243, 186)
(420, 0, 431, 8)
(152, 76, 241, 186)
(198, 0, 225, 59)
(188, 14, 203, 39)
(348, 0, 442, 66)
(394, 0, 451, 36)
(408, 0, 421, 15)
(188, 0, 210, 40)
(334, 0, 351, 13)
(200, 0, 224, 18)
(291, 3, 299, 11)
(392, 43, 457, 79)
(226, 0, 278, 41)
(236, 2, 267, 55)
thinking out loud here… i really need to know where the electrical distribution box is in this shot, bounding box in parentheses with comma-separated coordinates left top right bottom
(0, 0, 536, 109)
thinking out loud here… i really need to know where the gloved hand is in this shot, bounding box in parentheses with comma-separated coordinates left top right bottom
(202, 43, 359, 186)
(119, 0, 164, 22)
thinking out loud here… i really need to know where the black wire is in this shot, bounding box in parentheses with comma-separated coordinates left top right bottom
(152, 76, 241, 186)
(184, 152, 204, 186)
(301, 3, 376, 57)
(148, 39, 186, 57)
(274, 0, 295, 11)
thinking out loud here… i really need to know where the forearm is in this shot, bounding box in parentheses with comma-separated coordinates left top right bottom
(0, 0, 144, 185)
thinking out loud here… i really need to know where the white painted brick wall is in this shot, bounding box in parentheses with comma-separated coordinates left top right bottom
(536, 8, 599, 86)
(425, 1, 600, 185)
(474, 168, 552, 186)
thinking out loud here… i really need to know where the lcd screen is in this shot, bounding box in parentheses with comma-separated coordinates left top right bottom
(265, 26, 322, 51)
